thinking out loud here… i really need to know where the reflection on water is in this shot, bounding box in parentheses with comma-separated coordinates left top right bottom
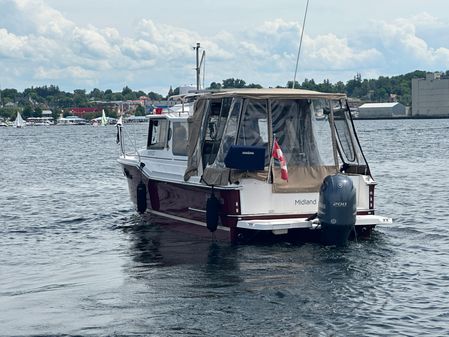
(1, 121, 449, 336)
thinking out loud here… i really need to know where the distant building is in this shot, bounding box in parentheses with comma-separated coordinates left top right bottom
(179, 86, 196, 95)
(69, 107, 100, 117)
(412, 72, 449, 117)
(358, 102, 406, 118)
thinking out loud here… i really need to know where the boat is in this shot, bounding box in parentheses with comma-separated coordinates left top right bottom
(101, 110, 108, 126)
(91, 112, 116, 126)
(117, 87, 392, 245)
(13, 112, 26, 128)
(57, 115, 87, 125)
(26, 117, 54, 126)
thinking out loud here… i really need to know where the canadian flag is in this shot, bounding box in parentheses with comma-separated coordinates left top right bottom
(272, 138, 288, 181)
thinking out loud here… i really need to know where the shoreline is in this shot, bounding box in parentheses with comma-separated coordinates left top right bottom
(354, 115, 449, 120)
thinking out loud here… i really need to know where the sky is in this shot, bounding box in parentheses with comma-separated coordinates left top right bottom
(1, 0, 449, 95)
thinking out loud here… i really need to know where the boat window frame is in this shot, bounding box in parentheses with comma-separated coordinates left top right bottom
(235, 98, 270, 165)
(171, 120, 189, 156)
(201, 97, 233, 167)
(147, 116, 169, 150)
(334, 99, 371, 175)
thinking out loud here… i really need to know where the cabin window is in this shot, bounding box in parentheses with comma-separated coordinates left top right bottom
(333, 102, 357, 163)
(310, 99, 337, 166)
(271, 99, 329, 167)
(236, 99, 269, 166)
(172, 121, 188, 156)
(212, 98, 242, 167)
(147, 118, 168, 149)
(202, 98, 232, 167)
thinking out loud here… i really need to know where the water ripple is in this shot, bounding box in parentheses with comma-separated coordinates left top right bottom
(1, 122, 449, 336)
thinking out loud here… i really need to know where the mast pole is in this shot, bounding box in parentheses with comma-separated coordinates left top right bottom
(195, 42, 201, 90)
(292, 0, 310, 89)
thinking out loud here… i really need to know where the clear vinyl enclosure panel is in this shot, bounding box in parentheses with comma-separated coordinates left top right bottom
(210, 98, 339, 171)
(331, 99, 368, 171)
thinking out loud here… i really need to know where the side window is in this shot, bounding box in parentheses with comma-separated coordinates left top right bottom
(333, 103, 356, 163)
(147, 118, 168, 149)
(202, 98, 232, 166)
(172, 121, 188, 156)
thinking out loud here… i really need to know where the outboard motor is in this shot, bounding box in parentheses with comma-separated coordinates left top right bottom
(318, 174, 356, 246)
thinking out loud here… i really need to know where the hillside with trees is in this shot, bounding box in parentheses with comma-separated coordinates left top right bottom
(207, 70, 445, 106)
(0, 85, 163, 120)
(1, 70, 446, 120)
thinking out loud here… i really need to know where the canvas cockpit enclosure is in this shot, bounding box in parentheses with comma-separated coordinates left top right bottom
(184, 89, 369, 192)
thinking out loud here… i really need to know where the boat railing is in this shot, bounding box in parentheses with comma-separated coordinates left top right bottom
(116, 122, 142, 160)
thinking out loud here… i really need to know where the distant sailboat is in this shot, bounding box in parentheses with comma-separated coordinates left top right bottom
(101, 110, 107, 126)
(13, 112, 26, 128)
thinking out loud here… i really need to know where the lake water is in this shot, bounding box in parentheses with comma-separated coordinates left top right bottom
(1, 120, 449, 336)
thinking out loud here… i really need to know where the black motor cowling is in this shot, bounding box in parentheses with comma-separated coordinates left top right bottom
(318, 174, 356, 246)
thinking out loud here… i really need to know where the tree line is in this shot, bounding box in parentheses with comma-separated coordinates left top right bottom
(208, 70, 441, 106)
(0, 85, 164, 120)
(1, 70, 447, 120)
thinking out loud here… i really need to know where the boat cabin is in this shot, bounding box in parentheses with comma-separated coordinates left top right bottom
(144, 89, 370, 192)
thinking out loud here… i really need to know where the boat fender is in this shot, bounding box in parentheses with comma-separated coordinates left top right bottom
(136, 181, 147, 214)
(206, 193, 220, 232)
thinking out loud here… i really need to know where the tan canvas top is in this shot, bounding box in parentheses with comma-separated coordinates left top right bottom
(199, 88, 346, 100)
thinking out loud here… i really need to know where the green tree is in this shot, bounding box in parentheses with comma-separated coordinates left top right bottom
(2, 88, 18, 103)
(104, 89, 113, 100)
(22, 104, 33, 119)
(222, 78, 246, 88)
(89, 88, 104, 100)
(73, 89, 88, 107)
(148, 91, 163, 100)
(208, 82, 222, 90)
(167, 86, 174, 98)
(122, 86, 136, 100)
(34, 106, 42, 117)
(246, 83, 263, 88)
(286, 80, 300, 89)
(134, 105, 146, 116)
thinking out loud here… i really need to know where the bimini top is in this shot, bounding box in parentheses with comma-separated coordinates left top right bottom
(199, 88, 347, 100)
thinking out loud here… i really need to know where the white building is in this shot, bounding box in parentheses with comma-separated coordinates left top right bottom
(412, 72, 449, 117)
(42, 109, 52, 116)
(358, 102, 406, 118)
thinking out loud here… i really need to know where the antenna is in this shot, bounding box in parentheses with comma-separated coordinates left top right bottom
(292, 0, 310, 89)
(194, 43, 201, 90)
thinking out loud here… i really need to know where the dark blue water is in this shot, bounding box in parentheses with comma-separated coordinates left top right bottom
(1, 120, 449, 336)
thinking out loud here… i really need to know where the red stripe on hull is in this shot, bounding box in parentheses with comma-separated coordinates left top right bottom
(123, 164, 240, 240)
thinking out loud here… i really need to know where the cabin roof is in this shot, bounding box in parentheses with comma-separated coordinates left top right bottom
(201, 88, 346, 100)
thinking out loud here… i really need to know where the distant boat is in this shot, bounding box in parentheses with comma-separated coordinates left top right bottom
(101, 110, 107, 126)
(57, 115, 87, 125)
(91, 113, 117, 126)
(13, 112, 26, 128)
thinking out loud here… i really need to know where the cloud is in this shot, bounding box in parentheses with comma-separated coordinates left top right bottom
(1, 1, 449, 92)
(375, 15, 449, 70)
(0, 28, 27, 57)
